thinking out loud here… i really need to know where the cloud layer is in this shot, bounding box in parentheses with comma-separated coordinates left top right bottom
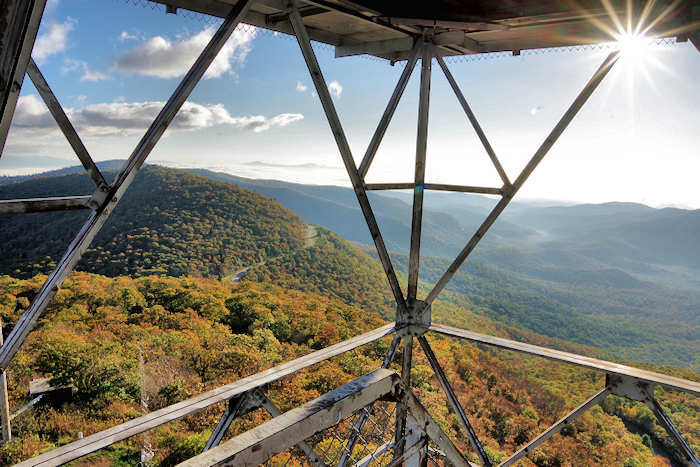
(112, 26, 256, 79)
(33, 19, 75, 63)
(11, 95, 303, 137)
(62, 58, 109, 82)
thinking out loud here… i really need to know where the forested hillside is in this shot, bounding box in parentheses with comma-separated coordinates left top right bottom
(1, 273, 697, 466)
(0, 165, 698, 465)
(0, 166, 306, 278)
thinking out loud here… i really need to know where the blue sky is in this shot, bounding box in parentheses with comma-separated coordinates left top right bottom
(2, 0, 699, 208)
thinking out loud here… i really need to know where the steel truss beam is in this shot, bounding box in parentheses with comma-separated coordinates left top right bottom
(357, 41, 421, 179)
(0, 196, 91, 214)
(364, 183, 503, 195)
(14, 324, 393, 467)
(646, 395, 700, 465)
(0, 0, 254, 372)
(433, 324, 700, 465)
(26, 59, 107, 191)
(407, 43, 432, 301)
(0, 0, 47, 155)
(394, 334, 414, 461)
(431, 324, 700, 396)
(418, 335, 491, 466)
(403, 388, 471, 467)
(288, 3, 408, 314)
(420, 51, 620, 311)
(499, 387, 611, 466)
(436, 55, 510, 187)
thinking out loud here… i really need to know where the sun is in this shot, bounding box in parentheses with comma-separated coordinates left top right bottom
(613, 30, 656, 63)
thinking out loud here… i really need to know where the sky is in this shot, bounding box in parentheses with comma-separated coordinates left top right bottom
(2, 0, 699, 208)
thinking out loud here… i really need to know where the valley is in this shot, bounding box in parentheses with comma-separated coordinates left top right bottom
(0, 163, 698, 465)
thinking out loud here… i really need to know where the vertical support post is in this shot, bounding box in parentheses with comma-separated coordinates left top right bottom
(0, 0, 254, 371)
(287, 3, 408, 315)
(407, 44, 432, 301)
(422, 51, 620, 309)
(0, 319, 10, 443)
(405, 416, 427, 467)
(394, 336, 414, 460)
(418, 335, 491, 466)
(0, 0, 47, 156)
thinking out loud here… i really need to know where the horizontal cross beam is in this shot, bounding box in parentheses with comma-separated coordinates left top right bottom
(0, 196, 91, 214)
(364, 183, 504, 195)
(430, 323, 700, 396)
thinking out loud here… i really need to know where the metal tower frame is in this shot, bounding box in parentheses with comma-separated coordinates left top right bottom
(0, 0, 699, 465)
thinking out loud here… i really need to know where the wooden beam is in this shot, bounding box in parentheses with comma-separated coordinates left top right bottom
(14, 324, 393, 467)
(178, 369, 401, 466)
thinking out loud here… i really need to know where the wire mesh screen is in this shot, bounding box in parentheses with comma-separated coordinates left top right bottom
(263, 401, 398, 466)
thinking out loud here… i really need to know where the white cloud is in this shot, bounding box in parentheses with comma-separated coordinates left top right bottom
(328, 80, 342, 97)
(112, 26, 256, 79)
(62, 58, 109, 82)
(234, 113, 304, 133)
(296, 81, 308, 93)
(11, 95, 303, 137)
(33, 19, 75, 64)
(119, 31, 138, 41)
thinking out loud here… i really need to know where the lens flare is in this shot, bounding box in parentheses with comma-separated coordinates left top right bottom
(613, 30, 655, 62)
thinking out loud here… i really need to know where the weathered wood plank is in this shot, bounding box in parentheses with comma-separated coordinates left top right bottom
(178, 369, 400, 466)
(15, 324, 394, 467)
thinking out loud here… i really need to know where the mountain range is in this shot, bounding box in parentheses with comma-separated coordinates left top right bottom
(0, 161, 698, 465)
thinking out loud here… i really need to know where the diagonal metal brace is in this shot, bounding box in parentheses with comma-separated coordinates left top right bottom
(646, 396, 700, 466)
(0, 0, 254, 372)
(418, 335, 491, 466)
(26, 58, 108, 191)
(499, 386, 611, 466)
(203, 390, 262, 451)
(608, 374, 699, 465)
(288, 1, 408, 315)
(421, 51, 620, 311)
